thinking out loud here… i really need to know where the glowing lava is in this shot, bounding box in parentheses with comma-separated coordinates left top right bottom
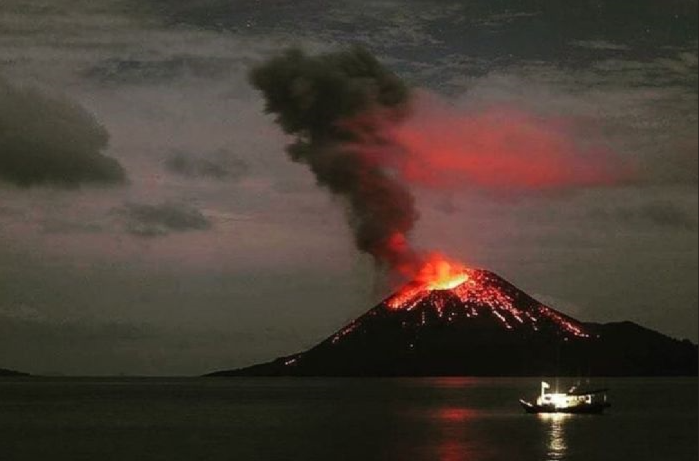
(416, 255, 470, 291)
(384, 255, 590, 339)
(387, 255, 470, 310)
(388, 254, 472, 310)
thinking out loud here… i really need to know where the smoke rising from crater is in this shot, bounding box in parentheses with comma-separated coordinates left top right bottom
(251, 48, 632, 278)
(250, 47, 420, 273)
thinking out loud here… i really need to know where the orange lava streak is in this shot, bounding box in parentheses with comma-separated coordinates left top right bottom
(385, 255, 590, 339)
(415, 255, 470, 290)
(388, 254, 470, 310)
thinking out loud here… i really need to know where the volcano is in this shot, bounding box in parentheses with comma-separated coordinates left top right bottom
(210, 266, 698, 377)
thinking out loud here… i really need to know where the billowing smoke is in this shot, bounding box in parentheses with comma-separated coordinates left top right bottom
(251, 48, 632, 278)
(250, 47, 420, 273)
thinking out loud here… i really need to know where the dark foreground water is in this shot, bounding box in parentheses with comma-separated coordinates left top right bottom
(0, 377, 696, 461)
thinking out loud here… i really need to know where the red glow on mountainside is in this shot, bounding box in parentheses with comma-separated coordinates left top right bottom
(384, 255, 590, 338)
(387, 254, 470, 307)
(417, 255, 471, 290)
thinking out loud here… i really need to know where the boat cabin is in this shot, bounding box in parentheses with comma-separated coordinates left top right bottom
(520, 382, 611, 414)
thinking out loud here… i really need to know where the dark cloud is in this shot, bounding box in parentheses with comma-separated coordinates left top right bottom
(118, 201, 212, 237)
(250, 47, 419, 272)
(631, 202, 698, 230)
(84, 56, 236, 85)
(0, 78, 127, 188)
(165, 150, 249, 181)
(595, 201, 698, 231)
(135, 0, 697, 69)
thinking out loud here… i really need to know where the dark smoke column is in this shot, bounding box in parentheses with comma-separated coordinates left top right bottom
(250, 47, 419, 273)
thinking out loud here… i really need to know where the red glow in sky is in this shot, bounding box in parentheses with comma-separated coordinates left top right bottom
(382, 93, 633, 194)
(344, 91, 635, 279)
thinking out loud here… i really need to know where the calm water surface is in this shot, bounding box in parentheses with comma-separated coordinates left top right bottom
(1, 378, 696, 461)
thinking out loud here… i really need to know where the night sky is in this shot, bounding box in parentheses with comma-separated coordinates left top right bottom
(1, 0, 697, 376)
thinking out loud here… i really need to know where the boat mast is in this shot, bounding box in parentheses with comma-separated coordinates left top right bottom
(541, 381, 550, 398)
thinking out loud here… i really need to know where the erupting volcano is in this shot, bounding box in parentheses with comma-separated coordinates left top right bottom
(210, 258, 698, 377)
(217, 48, 698, 378)
(384, 256, 589, 339)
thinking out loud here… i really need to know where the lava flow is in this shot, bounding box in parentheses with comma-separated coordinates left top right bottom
(388, 254, 471, 309)
(385, 255, 590, 338)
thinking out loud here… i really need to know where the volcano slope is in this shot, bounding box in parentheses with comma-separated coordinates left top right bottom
(209, 270, 697, 377)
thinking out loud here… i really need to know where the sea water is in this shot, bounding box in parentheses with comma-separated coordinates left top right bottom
(1, 377, 696, 461)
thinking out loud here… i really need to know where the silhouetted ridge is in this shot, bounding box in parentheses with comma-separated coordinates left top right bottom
(0, 368, 29, 377)
(208, 270, 698, 377)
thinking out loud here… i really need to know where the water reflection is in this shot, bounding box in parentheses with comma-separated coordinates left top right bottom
(433, 407, 480, 461)
(436, 407, 478, 423)
(539, 414, 571, 461)
(438, 439, 471, 461)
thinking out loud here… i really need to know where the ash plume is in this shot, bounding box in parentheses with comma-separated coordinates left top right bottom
(249, 47, 420, 272)
(250, 48, 631, 278)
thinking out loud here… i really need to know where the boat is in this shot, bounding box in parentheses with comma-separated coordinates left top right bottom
(520, 381, 611, 414)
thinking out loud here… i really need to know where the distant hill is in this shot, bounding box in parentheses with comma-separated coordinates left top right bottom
(209, 270, 698, 377)
(0, 368, 29, 377)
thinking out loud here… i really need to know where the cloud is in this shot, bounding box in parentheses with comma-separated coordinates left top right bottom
(0, 0, 696, 377)
(638, 203, 697, 230)
(571, 40, 631, 52)
(40, 218, 105, 235)
(117, 201, 213, 237)
(475, 11, 541, 29)
(164, 150, 249, 181)
(0, 304, 47, 323)
(0, 77, 127, 188)
(434, 53, 698, 188)
(84, 56, 236, 85)
(595, 201, 698, 231)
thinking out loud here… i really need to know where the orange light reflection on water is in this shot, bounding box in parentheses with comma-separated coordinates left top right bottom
(433, 407, 480, 461)
(436, 407, 479, 423)
(438, 439, 472, 461)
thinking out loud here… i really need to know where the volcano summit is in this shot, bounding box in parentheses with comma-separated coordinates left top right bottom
(210, 265, 697, 377)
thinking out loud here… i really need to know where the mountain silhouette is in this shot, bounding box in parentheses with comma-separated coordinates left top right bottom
(209, 270, 698, 377)
(0, 368, 29, 377)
